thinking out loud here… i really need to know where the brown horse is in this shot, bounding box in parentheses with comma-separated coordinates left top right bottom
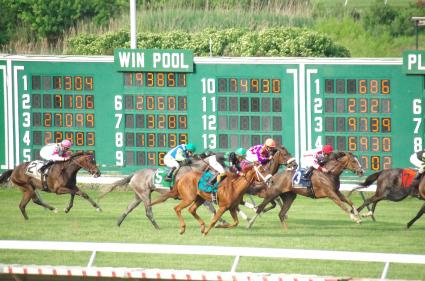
(348, 168, 425, 228)
(0, 152, 101, 220)
(248, 152, 364, 228)
(151, 164, 266, 235)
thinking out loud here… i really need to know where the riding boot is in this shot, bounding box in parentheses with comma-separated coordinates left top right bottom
(414, 171, 423, 180)
(302, 167, 314, 181)
(165, 167, 176, 182)
(39, 160, 54, 174)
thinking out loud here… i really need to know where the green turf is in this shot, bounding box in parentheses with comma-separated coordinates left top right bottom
(0, 188, 424, 280)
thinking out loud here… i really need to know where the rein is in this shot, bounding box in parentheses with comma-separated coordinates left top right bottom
(68, 155, 95, 174)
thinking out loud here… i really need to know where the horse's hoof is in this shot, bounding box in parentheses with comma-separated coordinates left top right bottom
(53, 208, 58, 213)
(179, 228, 186, 235)
(200, 225, 205, 233)
(64, 208, 69, 213)
(96, 207, 102, 212)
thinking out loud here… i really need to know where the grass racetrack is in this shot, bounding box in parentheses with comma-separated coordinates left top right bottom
(0, 187, 424, 280)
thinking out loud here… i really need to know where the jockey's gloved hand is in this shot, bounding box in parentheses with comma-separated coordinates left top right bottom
(182, 158, 192, 165)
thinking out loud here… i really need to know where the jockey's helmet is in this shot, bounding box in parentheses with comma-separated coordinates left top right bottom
(61, 139, 72, 149)
(235, 147, 246, 156)
(264, 138, 276, 148)
(185, 143, 196, 152)
(322, 144, 334, 154)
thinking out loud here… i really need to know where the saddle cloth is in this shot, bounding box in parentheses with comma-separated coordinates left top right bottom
(198, 170, 219, 193)
(401, 168, 416, 188)
(291, 168, 311, 188)
(24, 160, 47, 180)
(152, 168, 173, 189)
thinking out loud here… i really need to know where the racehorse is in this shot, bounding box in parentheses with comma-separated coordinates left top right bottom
(0, 152, 101, 220)
(348, 168, 425, 228)
(98, 156, 215, 229)
(150, 164, 267, 235)
(248, 152, 364, 228)
(98, 146, 295, 229)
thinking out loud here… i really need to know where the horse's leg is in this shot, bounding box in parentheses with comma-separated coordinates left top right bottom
(357, 194, 385, 217)
(117, 194, 142, 227)
(202, 201, 229, 225)
(188, 197, 206, 233)
(327, 190, 361, 224)
(64, 193, 75, 213)
(31, 190, 57, 213)
(262, 200, 277, 213)
(247, 191, 281, 229)
(227, 207, 240, 228)
(335, 190, 360, 218)
(19, 190, 32, 220)
(56, 187, 102, 212)
(278, 192, 297, 230)
(174, 199, 193, 235)
(143, 194, 160, 230)
(407, 202, 425, 229)
(203, 207, 227, 236)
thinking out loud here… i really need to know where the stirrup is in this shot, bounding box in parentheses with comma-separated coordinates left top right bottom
(211, 193, 218, 204)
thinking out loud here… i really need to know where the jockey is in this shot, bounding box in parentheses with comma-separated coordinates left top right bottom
(301, 144, 334, 181)
(164, 143, 196, 181)
(409, 150, 425, 180)
(38, 139, 73, 174)
(245, 138, 277, 184)
(208, 147, 249, 186)
(226, 147, 250, 176)
(246, 138, 276, 164)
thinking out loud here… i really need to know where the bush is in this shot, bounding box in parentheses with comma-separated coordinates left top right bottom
(66, 27, 350, 57)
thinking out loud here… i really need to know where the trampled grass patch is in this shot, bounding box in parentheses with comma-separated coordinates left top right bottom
(0, 188, 424, 280)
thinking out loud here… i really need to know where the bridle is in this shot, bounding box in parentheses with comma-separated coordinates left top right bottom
(69, 154, 99, 176)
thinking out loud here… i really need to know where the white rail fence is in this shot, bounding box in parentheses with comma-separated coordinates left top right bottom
(1, 240, 424, 280)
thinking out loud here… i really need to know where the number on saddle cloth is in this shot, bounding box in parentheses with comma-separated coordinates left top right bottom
(24, 160, 47, 180)
(152, 168, 173, 189)
(292, 168, 311, 187)
(198, 170, 219, 193)
(402, 168, 417, 188)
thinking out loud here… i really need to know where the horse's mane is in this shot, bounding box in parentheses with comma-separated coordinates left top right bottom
(69, 151, 92, 160)
(330, 151, 350, 160)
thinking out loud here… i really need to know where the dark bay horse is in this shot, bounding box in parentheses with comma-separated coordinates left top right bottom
(248, 152, 364, 228)
(151, 164, 266, 235)
(0, 152, 101, 220)
(348, 168, 425, 228)
(98, 146, 294, 229)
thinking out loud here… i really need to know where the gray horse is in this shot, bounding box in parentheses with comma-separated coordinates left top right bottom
(98, 156, 222, 229)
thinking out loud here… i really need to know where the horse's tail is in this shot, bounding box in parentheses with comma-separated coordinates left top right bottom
(0, 170, 13, 184)
(347, 171, 382, 196)
(98, 174, 134, 200)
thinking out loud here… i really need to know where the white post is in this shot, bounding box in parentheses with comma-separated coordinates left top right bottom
(130, 0, 137, 49)
(380, 262, 390, 280)
(230, 255, 240, 273)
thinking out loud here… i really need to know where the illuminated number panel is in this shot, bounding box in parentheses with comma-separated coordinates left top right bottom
(215, 77, 283, 149)
(119, 72, 188, 167)
(29, 75, 95, 158)
(322, 78, 392, 171)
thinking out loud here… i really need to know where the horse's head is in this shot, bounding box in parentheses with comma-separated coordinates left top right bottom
(70, 153, 101, 178)
(328, 152, 364, 176)
(267, 146, 297, 173)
